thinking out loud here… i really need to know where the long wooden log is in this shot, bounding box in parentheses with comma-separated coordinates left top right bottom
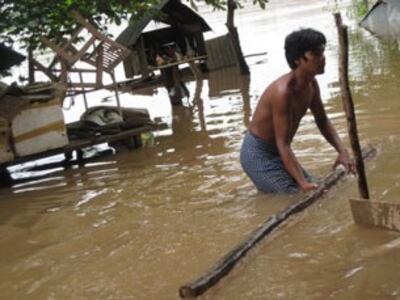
(179, 146, 376, 298)
(334, 13, 370, 199)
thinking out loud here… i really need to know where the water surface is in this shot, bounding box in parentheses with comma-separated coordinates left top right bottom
(1, 1, 400, 299)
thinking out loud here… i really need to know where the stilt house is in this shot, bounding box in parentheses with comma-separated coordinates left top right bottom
(116, 0, 212, 79)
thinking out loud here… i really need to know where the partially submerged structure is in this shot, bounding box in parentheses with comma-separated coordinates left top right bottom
(116, 0, 238, 105)
(0, 81, 161, 183)
(0, 11, 164, 182)
(30, 10, 131, 113)
(116, 0, 212, 79)
(360, 0, 400, 38)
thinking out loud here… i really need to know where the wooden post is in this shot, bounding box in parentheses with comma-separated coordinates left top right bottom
(28, 46, 35, 84)
(110, 72, 124, 121)
(78, 72, 89, 111)
(60, 60, 69, 86)
(334, 13, 370, 199)
(137, 37, 150, 79)
(226, 0, 250, 75)
(96, 44, 104, 88)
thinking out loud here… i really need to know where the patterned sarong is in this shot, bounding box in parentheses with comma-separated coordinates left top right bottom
(240, 130, 312, 194)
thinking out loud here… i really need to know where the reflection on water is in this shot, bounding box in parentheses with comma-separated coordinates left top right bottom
(1, 0, 400, 299)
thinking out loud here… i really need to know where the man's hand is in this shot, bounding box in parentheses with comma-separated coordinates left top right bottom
(300, 182, 318, 193)
(333, 150, 355, 174)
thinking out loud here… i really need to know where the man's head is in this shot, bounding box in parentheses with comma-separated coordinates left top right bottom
(284, 28, 326, 71)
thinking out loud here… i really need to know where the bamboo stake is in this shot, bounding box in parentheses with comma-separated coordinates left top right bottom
(334, 13, 370, 199)
(179, 147, 376, 299)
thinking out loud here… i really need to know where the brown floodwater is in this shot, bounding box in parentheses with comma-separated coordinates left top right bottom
(1, 1, 400, 299)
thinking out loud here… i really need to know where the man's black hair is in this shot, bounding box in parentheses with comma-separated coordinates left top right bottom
(284, 28, 326, 69)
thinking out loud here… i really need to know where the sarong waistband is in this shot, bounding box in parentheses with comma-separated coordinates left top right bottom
(245, 130, 279, 155)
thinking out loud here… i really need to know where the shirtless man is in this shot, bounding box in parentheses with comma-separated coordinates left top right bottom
(240, 28, 354, 194)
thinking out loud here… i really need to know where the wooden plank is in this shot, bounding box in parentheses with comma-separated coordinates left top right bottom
(60, 26, 84, 53)
(69, 83, 98, 88)
(40, 37, 75, 66)
(70, 10, 130, 53)
(350, 198, 400, 231)
(31, 58, 58, 81)
(0, 124, 165, 169)
(96, 45, 104, 87)
(51, 68, 97, 73)
(148, 55, 207, 71)
(179, 146, 377, 298)
(71, 35, 97, 65)
(205, 34, 237, 71)
(137, 36, 149, 78)
(28, 47, 35, 84)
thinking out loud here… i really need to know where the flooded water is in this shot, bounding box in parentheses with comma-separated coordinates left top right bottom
(1, 0, 400, 299)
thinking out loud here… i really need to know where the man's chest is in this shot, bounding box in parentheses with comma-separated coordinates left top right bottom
(289, 90, 313, 120)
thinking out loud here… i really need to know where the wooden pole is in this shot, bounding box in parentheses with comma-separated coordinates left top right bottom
(179, 147, 376, 298)
(334, 13, 370, 199)
(226, 0, 250, 75)
(110, 72, 123, 121)
(28, 46, 35, 84)
(78, 72, 89, 111)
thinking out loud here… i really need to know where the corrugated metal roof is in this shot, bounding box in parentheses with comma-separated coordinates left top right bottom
(116, 0, 169, 47)
(116, 0, 211, 48)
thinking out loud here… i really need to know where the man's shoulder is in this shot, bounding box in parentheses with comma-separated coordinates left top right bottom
(266, 74, 291, 101)
(271, 72, 291, 86)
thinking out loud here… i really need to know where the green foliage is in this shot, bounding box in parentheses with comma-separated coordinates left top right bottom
(347, 0, 370, 19)
(0, 0, 268, 51)
(199, 0, 268, 11)
(354, 0, 369, 18)
(0, 0, 160, 50)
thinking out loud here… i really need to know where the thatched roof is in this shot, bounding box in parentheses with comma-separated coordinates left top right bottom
(0, 44, 25, 72)
(116, 0, 211, 48)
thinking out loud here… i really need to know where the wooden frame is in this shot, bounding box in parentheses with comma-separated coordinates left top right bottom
(29, 10, 132, 116)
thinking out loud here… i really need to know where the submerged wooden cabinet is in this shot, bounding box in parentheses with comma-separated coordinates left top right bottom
(12, 98, 68, 157)
(0, 84, 69, 158)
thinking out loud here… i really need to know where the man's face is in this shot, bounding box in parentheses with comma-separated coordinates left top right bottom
(299, 46, 326, 74)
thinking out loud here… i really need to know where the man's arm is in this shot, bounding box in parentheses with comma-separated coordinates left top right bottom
(310, 80, 355, 173)
(272, 91, 317, 191)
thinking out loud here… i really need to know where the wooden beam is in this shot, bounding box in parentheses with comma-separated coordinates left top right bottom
(41, 36, 75, 66)
(28, 47, 35, 84)
(68, 82, 98, 88)
(334, 13, 370, 199)
(31, 58, 58, 81)
(78, 72, 89, 111)
(51, 68, 97, 73)
(70, 10, 130, 52)
(149, 55, 208, 71)
(179, 146, 377, 298)
(61, 26, 84, 52)
(350, 198, 400, 231)
(110, 72, 123, 120)
(96, 44, 104, 87)
(0, 124, 165, 170)
(70, 35, 97, 65)
(137, 36, 150, 78)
